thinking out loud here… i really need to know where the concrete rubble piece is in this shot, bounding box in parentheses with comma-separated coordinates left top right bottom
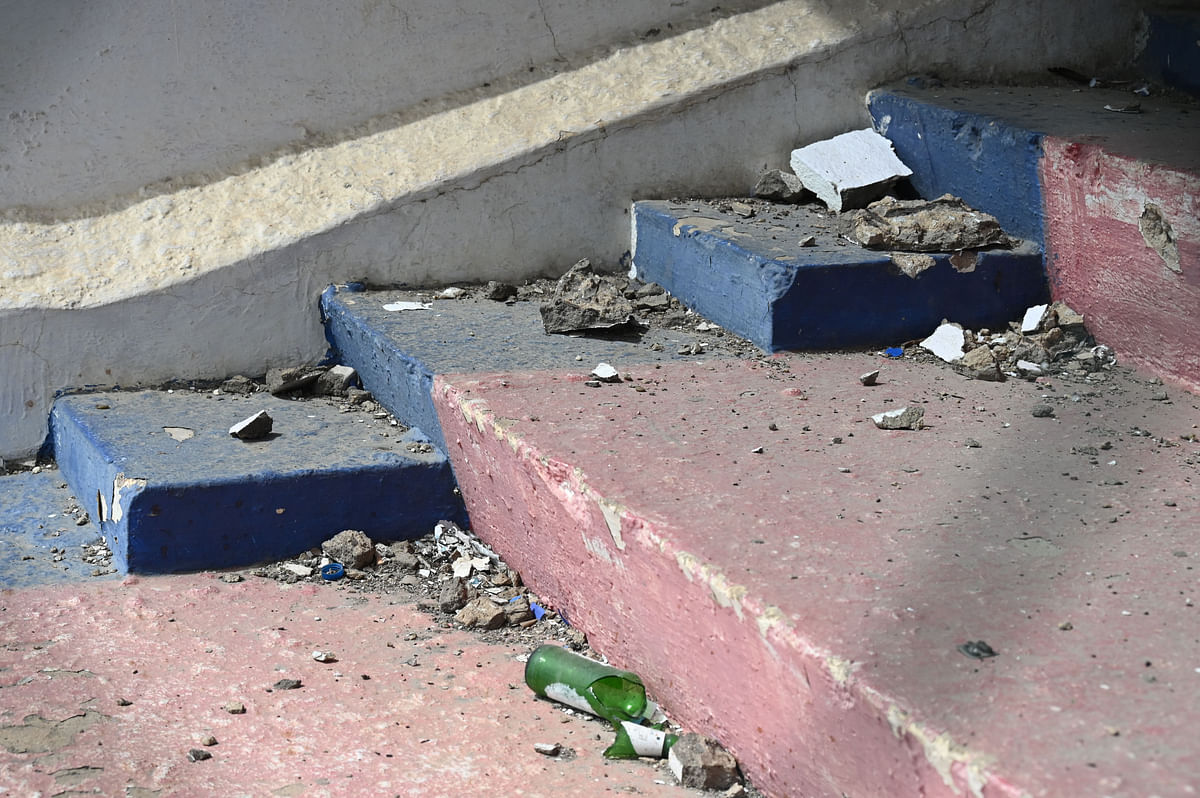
(844, 194, 1012, 252)
(540, 259, 642, 335)
(789, 128, 913, 212)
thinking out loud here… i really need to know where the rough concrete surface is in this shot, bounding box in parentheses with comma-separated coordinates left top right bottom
(435, 353, 1199, 798)
(0, 0, 1143, 459)
(0, 573, 699, 797)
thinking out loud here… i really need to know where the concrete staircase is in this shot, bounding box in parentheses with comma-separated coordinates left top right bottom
(5, 8, 1200, 797)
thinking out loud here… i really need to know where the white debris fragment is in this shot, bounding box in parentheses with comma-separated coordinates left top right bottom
(312, 650, 338, 663)
(920, 323, 966, 362)
(1021, 304, 1049, 333)
(438, 287, 467, 299)
(382, 301, 431, 312)
(789, 128, 913, 212)
(591, 363, 621, 383)
(228, 410, 273, 440)
(871, 406, 926, 430)
(1016, 360, 1044, 377)
(283, 563, 313, 577)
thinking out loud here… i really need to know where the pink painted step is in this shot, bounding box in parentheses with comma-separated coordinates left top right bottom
(434, 354, 1200, 797)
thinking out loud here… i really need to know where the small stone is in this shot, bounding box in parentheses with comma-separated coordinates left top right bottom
(871, 406, 925, 430)
(859, 370, 880, 386)
(454, 597, 507, 630)
(282, 563, 313, 578)
(116, 697, 133, 706)
(224, 701, 246, 714)
(1015, 360, 1043, 378)
(439, 578, 471, 613)
(438, 286, 467, 299)
(322, 529, 376, 569)
(312, 650, 337, 663)
(345, 387, 373, 405)
(1031, 404, 1055, 418)
(229, 410, 273, 440)
(266, 365, 321, 395)
(75, 513, 90, 526)
(752, 169, 807, 202)
(729, 201, 755, 218)
(315, 365, 358, 396)
(1150, 390, 1169, 402)
(187, 749, 213, 762)
(957, 345, 1003, 381)
(200, 735, 218, 746)
(534, 742, 561, 756)
(272, 678, 302, 691)
(667, 733, 740, 791)
(483, 281, 518, 301)
(1058, 621, 1074, 631)
(964, 438, 982, 448)
(220, 573, 243, 583)
(504, 595, 536, 624)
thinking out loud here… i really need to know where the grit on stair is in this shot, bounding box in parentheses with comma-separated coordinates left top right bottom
(0, 0, 1142, 461)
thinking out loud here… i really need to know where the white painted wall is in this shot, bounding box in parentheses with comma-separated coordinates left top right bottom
(0, 0, 770, 217)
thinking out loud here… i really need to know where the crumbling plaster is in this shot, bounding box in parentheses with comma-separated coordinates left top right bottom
(0, 0, 1140, 458)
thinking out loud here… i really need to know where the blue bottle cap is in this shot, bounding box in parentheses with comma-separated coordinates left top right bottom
(321, 563, 345, 581)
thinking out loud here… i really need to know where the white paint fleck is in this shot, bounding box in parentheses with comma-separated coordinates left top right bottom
(110, 473, 147, 523)
(382, 301, 431, 312)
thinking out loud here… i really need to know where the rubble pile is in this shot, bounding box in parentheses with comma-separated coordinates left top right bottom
(918, 300, 1114, 382)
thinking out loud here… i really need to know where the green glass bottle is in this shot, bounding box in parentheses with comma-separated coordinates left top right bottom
(524, 644, 650, 723)
(604, 720, 680, 759)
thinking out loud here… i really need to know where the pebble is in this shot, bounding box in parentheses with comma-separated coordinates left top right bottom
(187, 749, 213, 762)
(534, 742, 562, 756)
(223, 701, 246, 714)
(199, 735, 218, 746)
(1031, 404, 1055, 418)
(272, 679, 302, 691)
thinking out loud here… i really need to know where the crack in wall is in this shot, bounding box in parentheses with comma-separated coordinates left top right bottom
(536, 0, 566, 61)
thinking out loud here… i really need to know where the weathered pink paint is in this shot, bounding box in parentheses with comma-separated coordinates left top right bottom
(1041, 137, 1200, 394)
(0, 574, 700, 797)
(435, 355, 1200, 798)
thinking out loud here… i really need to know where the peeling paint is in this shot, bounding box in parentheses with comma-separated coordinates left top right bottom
(887, 703, 995, 798)
(1139, 202, 1181, 274)
(110, 474, 146, 524)
(825, 655, 857, 686)
(754, 604, 787, 639)
(596, 496, 626, 551)
(948, 250, 978, 273)
(672, 217, 730, 237)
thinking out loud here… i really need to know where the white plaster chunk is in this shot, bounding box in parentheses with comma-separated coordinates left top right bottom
(871, 406, 925, 430)
(1016, 360, 1043, 377)
(789, 129, 913, 212)
(382, 301, 431, 312)
(283, 563, 313, 577)
(1021, 303, 1049, 333)
(591, 362, 620, 382)
(920, 323, 966, 362)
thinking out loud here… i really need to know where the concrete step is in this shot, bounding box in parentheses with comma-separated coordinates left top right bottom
(869, 82, 1200, 393)
(432, 351, 1200, 798)
(631, 198, 1047, 352)
(320, 284, 727, 452)
(49, 390, 464, 573)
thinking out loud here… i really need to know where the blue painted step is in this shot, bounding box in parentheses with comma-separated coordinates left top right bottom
(50, 390, 464, 573)
(321, 285, 720, 452)
(630, 199, 1047, 352)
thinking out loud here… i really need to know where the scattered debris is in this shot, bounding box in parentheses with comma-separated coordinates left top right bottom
(752, 169, 807, 203)
(958, 345, 1003, 382)
(920, 323, 966, 363)
(483, 281, 519, 302)
(871, 406, 925, 430)
(438, 286, 467, 299)
(668, 733, 741, 791)
(221, 374, 258, 395)
(454, 597, 507, 630)
(789, 128, 913, 212)
(272, 678, 302, 691)
(540, 259, 642, 335)
(187, 749, 212, 762)
(229, 410, 273, 440)
(266, 365, 322, 395)
(322, 529, 376, 569)
(957, 640, 998, 659)
(845, 194, 1012, 252)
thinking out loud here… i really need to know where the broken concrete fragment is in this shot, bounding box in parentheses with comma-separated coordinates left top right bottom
(438, 286, 467, 299)
(322, 529, 375, 569)
(439, 578, 470, 613)
(871, 406, 925, 430)
(859, 370, 880, 386)
(311, 651, 337, 663)
(789, 128, 913, 212)
(891, 252, 936, 278)
(272, 678, 302, 691)
(1031, 403, 1055, 418)
(282, 563, 313, 578)
(845, 194, 1012, 252)
(315, 365, 357, 396)
(483, 281, 518, 301)
(223, 702, 246, 714)
(753, 169, 807, 202)
(266, 365, 322, 395)
(920, 323, 966, 362)
(1016, 360, 1044, 378)
(668, 733, 740, 790)
(534, 742, 562, 756)
(229, 410, 273, 440)
(540, 259, 641, 335)
(187, 749, 213, 762)
(220, 375, 257, 395)
(957, 345, 1004, 381)
(454, 597, 506, 630)
(591, 363, 620, 383)
(1021, 303, 1050, 333)
(1049, 301, 1085, 331)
